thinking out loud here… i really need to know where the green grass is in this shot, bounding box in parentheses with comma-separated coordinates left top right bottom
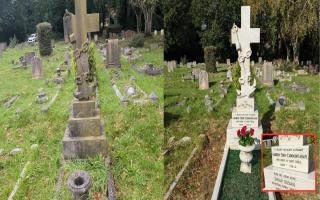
(165, 64, 320, 199)
(164, 65, 236, 195)
(219, 150, 268, 200)
(0, 38, 164, 200)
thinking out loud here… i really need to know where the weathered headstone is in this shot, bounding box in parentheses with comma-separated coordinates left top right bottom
(264, 135, 315, 190)
(63, 9, 72, 43)
(261, 61, 274, 86)
(258, 57, 262, 64)
(123, 30, 136, 39)
(25, 52, 36, 65)
(106, 39, 121, 68)
(31, 56, 43, 79)
(226, 59, 231, 66)
(94, 34, 98, 42)
(227, 68, 232, 81)
(167, 60, 176, 73)
(63, 0, 107, 159)
(199, 70, 209, 90)
(154, 30, 158, 36)
(160, 29, 164, 36)
(0, 42, 7, 57)
(227, 6, 262, 150)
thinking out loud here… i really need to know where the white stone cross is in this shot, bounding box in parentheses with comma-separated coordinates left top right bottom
(231, 6, 260, 97)
(231, 6, 260, 53)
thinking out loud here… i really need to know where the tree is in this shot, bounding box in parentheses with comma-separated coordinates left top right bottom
(247, 0, 318, 63)
(129, 0, 143, 33)
(130, 0, 158, 35)
(189, 0, 241, 60)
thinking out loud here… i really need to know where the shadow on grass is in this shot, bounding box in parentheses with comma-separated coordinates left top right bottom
(209, 81, 217, 88)
(164, 112, 180, 128)
(261, 104, 275, 135)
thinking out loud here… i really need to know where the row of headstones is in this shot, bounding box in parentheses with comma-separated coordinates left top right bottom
(154, 29, 164, 36)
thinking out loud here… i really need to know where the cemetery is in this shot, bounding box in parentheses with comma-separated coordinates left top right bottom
(0, 0, 163, 199)
(164, 1, 319, 200)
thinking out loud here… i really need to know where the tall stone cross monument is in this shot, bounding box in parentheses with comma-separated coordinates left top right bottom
(70, 0, 99, 100)
(227, 6, 262, 150)
(63, 0, 107, 159)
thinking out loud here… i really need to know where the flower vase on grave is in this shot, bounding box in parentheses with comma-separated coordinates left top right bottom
(237, 126, 255, 173)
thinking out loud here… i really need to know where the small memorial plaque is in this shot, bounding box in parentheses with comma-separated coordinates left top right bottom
(231, 111, 258, 127)
(271, 145, 312, 173)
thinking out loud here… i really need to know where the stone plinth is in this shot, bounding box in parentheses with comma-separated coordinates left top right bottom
(264, 165, 315, 190)
(63, 100, 107, 159)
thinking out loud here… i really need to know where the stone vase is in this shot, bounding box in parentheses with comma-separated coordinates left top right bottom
(239, 144, 255, 173)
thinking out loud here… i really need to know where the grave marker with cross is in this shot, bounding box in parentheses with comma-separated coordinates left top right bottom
(231, 6, 260, 98)
(70, 0, 99, 100)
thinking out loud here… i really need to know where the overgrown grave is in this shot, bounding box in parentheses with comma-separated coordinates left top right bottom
(98, 32, 164, 199)
(55, 1, 114, 199)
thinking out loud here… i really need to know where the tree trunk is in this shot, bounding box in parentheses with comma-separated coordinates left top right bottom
(285, 43, 290, 62)
(292, 38, 300, 64)
(135, 10, 142, 33)
(143, 7, 153, 36)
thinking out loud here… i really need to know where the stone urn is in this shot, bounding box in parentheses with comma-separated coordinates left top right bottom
(239, 144, 255, 173)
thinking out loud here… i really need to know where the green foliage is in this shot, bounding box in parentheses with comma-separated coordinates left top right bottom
(204, 46, 217, 73)
(279, 61, 293, 72)
(36, 22, 52, 56)
(129, 33, 145, 47)
(88, 42, 97, 82)
(249, 64, 256, 85)
(189, 0, 241, 60)
(232, 62, 241, 90)
(71, 50, 77, 73)
(8, 35, 18, 48)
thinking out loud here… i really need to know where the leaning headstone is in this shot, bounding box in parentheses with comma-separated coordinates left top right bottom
(199, 70, 209, 90)
(31, 56, 43, 79)
(106, 39, 121, 68)
(63, 9, 72, 43)
(25, 52, 36, 65)
(264, 135, 315, 190)
(227, 6, 263, 150)
(261, 61, 274, 86)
